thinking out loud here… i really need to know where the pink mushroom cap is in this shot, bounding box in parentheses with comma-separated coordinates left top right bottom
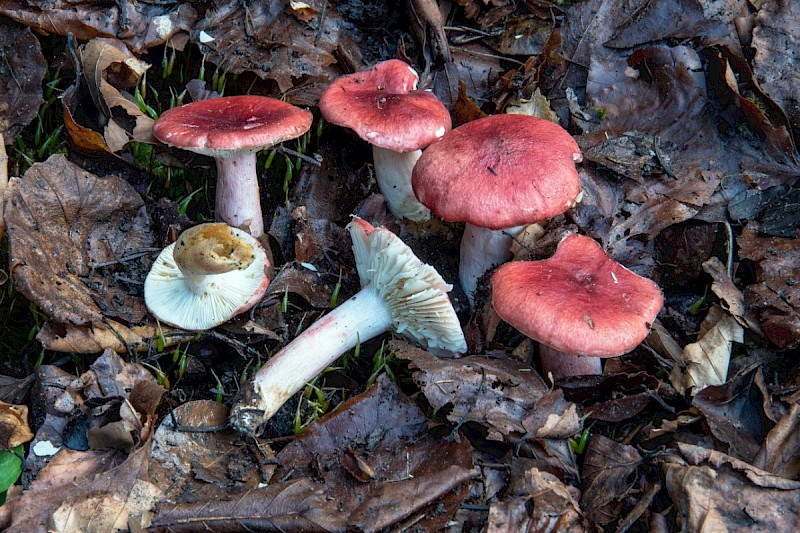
(412, 114, 582, 230)
(153, 95, 312, 157)
(491, 233, 664, 357)
(318, 59, 451, 153)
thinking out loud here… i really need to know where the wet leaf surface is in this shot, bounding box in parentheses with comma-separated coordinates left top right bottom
(0, 18, 44, 143)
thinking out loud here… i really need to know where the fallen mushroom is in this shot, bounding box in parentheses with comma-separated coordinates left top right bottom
(412, 114, 582, 303)
(144, 223, 271, 331)
(319, 59, 451, 222)
(230, 216, 466, 436)
(153, 95, 312, 237)
(491, 233, 664, 380)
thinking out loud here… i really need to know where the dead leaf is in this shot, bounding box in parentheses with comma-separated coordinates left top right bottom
(505, 88, 559, 123)
(581, 434, 642, 525)
(0, 401, 33, 450)
(36, 319, 194, 354)
(737, 222, 800, 349)
(275, 374, 475, 532)
(703, 255, 762, 332)
(0, 140, 7, 240)
(525, 467, 591, 532)
(393, 341, 549, 441)
(452, 80, 487, 126)
(486, 498, 531, 533)
(0, 18, 45, 143)
(0, 1, 198, 54)
(521, 389, 582, 440)
(5, 155, 154, 327)
(692, 366, 773, 462)
(753, 403, 800, 480)
(669, 304, 744, 395)
(665, 442, 800, 532)
(148, 479, 346, 532)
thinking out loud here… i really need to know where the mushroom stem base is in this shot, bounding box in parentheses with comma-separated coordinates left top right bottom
(539, 343, 602, 382)
(229, 285, 392, 436)
(372, 146, 431, 222)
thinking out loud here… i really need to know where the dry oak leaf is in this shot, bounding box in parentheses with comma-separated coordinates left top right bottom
(5, 155, 154, 327)
(0, 18, 45, 143)
(0, 401, 33, 450)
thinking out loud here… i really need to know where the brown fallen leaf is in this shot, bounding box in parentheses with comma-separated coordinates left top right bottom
(526, 467, 591, 532)
(0, 18, 45, 143)
(753, 403, 800, 480)
(665, 442, 800, 532)
(36, 318, 194, 354)
(392, 340, 549, 441)
(581, 434, 643, 525)
(0, 140, 7, 240)
(737, 222, 800, 350)
(0, 1, 198, 54)
(0, 401, 33, 450)
(669, 304, 744, 395)
(275, 374, 475, 532)
(5, 155, 154, 328)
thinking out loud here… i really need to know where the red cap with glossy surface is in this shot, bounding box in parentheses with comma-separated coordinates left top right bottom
(491, 233, 663, 357)
(412, 114, 582, 229)
(153, 95, 312, 157)
(318, 59, 451, 153)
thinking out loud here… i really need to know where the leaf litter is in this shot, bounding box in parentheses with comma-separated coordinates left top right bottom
(0, 0, 798, 530)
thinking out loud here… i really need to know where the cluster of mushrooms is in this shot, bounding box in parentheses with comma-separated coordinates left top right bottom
(144, 59, 664, 437)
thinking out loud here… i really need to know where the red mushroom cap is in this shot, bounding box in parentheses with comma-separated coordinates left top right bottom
(491, 233, 663, 357)
(318, 59, 451, 153)
(153, 95, 312, 157)
(412, 114, 582, 229)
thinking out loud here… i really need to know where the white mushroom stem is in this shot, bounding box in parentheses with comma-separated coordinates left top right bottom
(229, 216, 466, 436)
(459, 223, 523, 304)
(231, 285, 392, 431)
(372, 145, 431, 222)
(215, 153, 264, 237)
(539, 344, 602, 382)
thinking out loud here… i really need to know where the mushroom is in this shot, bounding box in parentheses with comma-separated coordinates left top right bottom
(229, 216, 466, 435)
(319, 59, 451, 222)
(412, 114, 582, 303)
(153, 95, 312, 237)
(144, 223, 271, 331)
(491, 233, 663, 381)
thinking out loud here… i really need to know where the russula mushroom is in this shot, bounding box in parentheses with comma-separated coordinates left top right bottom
(319, 59, 451, 222)
(412, 114, 582, 303)
(229, 216, 466, 435)
(491, 233, 663, 381)
(145, 222, 270, 331)
(153, 95, 312, 237)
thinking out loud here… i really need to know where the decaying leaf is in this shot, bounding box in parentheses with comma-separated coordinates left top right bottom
(581, 434, 643, 525)
(5, 155, 154, 328)
(665, 442, 800, 532)
(0, 18, 45, 143)
(275, 374, 475, 531)
(753, 403, 800, 480)
(0, 141, 7, 241)
(526, 467, 590, 531)
(36, 318, 193, 354)
(393, 341, 549, 441)
(0, 401, 33, 450)
(669, 304, 744, 395)
(0, 0, 198, 53)
(703, 255, 762, 332)
(737, 222, 800, 349)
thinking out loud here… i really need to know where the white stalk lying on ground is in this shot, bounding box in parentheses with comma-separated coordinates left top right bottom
(229, 216, 467, 436)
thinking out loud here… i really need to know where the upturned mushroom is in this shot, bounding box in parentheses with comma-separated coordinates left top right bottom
(491, 233, 663, 380)
(230, 216, 466, 436)
(319, 59, 451, 222)
(144, 223, 270, 331)
(412, 114, 582, 303)
(153, 95, 312, 237)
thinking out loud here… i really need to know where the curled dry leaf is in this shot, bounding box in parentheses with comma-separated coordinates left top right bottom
(669, 304, 744, 395)
(392, 340, 549, 441)
(525, 468, 590, 532)
(702, 255, 762, 332)
(0, 18, 45, 143)
(580, 434, 643, 525)
(0, 401, 33, 450)
(36, 318, 195, 354)
(5, 155, 153, 327)
(753, 403, 800, 480)
(665, 442, 800, 532)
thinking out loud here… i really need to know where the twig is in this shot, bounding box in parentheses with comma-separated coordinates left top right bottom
(205, 330, 264, 359)
(277, 146, 322, 167)
(314, 0, 329, 47)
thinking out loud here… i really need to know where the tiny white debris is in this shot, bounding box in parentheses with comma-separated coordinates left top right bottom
(33, 440, 61, 456)
(366, 131, 379, 139)
(199, 30, 215, 43)
(300, 262, 318, 272)
(611, 271, 619, 284)
(435, 126, 446, 138)
(152, 15, 173, 38)
(290, 0, 312, 9)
